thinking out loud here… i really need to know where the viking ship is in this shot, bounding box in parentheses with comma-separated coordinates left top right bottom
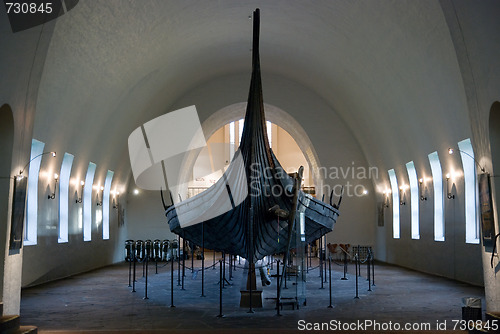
(165, 9, 340, 261)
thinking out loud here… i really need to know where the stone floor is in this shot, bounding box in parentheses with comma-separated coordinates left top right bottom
(20, 256, 484, 333)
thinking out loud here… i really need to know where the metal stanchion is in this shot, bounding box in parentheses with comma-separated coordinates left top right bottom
(217, 260, 224, 318)
(171, 255, 175, 308)
(358, 246, 361, 277)
(181, 239, 186, 290)
(324, 238, 327, 283)
(371, 249, 375, 286)
(222, 253, 226, 288)
(354, 253, 359, 299)
(132, 258, 136, 292)
(319, 238, 323, 278)
(178, 236, 181, 286)
(128, 258, 132, 287)
(191, 244, 194, 274)
(276, 260, 281, 316)
(320, 252, 324, 289)
(328, 258, 333, 308)
(367, 251, 372, 292)
(341, 250, 348, 280)
(144, 257, 149, 300)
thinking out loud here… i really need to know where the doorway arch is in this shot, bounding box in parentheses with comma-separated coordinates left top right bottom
(175, 102, 324, 201)
(0, 104, 15, 303)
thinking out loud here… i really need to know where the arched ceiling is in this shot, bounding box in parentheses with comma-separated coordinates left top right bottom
(27, 0, 483, 189)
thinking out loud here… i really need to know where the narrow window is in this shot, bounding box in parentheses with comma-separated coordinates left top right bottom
(266, 121, 272, 148)
(406, 161, 420, 239)
(229, 121, 235, 161)
(25, 139, 45, 245)
(428, 151, 444, 241)
(458, 138, 480, 244)
(58, 153, 74, 243)
(238, 119, 244, 143)
(83, 162, 96, 241)
(102, 170, 114, 240)
(388, 169, 400, 239)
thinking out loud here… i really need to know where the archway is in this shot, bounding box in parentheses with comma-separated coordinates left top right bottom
(0, 104, 15, 304)
(175, 102, 324, 201)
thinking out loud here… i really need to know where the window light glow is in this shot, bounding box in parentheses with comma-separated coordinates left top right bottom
(229, 121, 235, 162)
(83, 162, 96, 241)
(266, 121, 272, 148)
(406, 161, 420, 239)
(458, 139, 480, 244)
(388, 169, 400, 239)
(102, 170, 113, 240)
(58, 153, 74, 243)
(25, 139, 45, 246)
(428, 151, 445, 241)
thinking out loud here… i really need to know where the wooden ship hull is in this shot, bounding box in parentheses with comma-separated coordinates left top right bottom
(166, 9, 339, 261)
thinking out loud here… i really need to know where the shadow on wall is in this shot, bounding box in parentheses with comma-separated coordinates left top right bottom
(489, 101, 500, 275)
(0, 104, 14, 302)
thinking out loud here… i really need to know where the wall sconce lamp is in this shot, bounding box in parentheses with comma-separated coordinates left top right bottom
(419, 178, 427, 201)
(17, 151, 56, 180)
(48, 173, 58, 199)
(399, 184, 408, 205)
(76, 180, 85, 203)
(113, 192, 120, 209)
(382, 189, 391, 208)
(96, 186, 104, 206)
(448, 148, 486, 173)
(445, 173, 455, 199)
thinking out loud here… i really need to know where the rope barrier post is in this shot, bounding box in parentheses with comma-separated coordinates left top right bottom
(132, 257, 136, 292)
(358, 245, 361, 277)
(354, 253, 359, 299)
(144, 257, 149, 300)
(142, 259, 145, 277)
(177, 236, 181, 286)
(201, 222, 205, 297)
(319, 238, 323, 279)
(128, 258, 132, 287)
(217, 260, 224, 318)
(222, 252, 226, 289)
(366, 248, 370, 281)
(341, 249, 348, 280)
(367, 252, 372, 292)
(371, 248, 375, 286)
(191, 244, 194, 274)
(170, 254, 175, 308)
(328, 257, 333, 308)
(229, 254, 232, 280)
(324, 238, 327, 283)
(276, 260, 281, 316)
(181, 239, 186, 290)
(306, 244, 309, 274)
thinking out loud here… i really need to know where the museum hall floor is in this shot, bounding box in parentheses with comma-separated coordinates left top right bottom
(20, 257, 483, 333)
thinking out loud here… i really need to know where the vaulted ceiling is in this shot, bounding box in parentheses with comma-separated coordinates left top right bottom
(3, 0, 500, 192)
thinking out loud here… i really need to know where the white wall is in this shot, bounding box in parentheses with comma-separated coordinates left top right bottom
(126, 189, 176, 242)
